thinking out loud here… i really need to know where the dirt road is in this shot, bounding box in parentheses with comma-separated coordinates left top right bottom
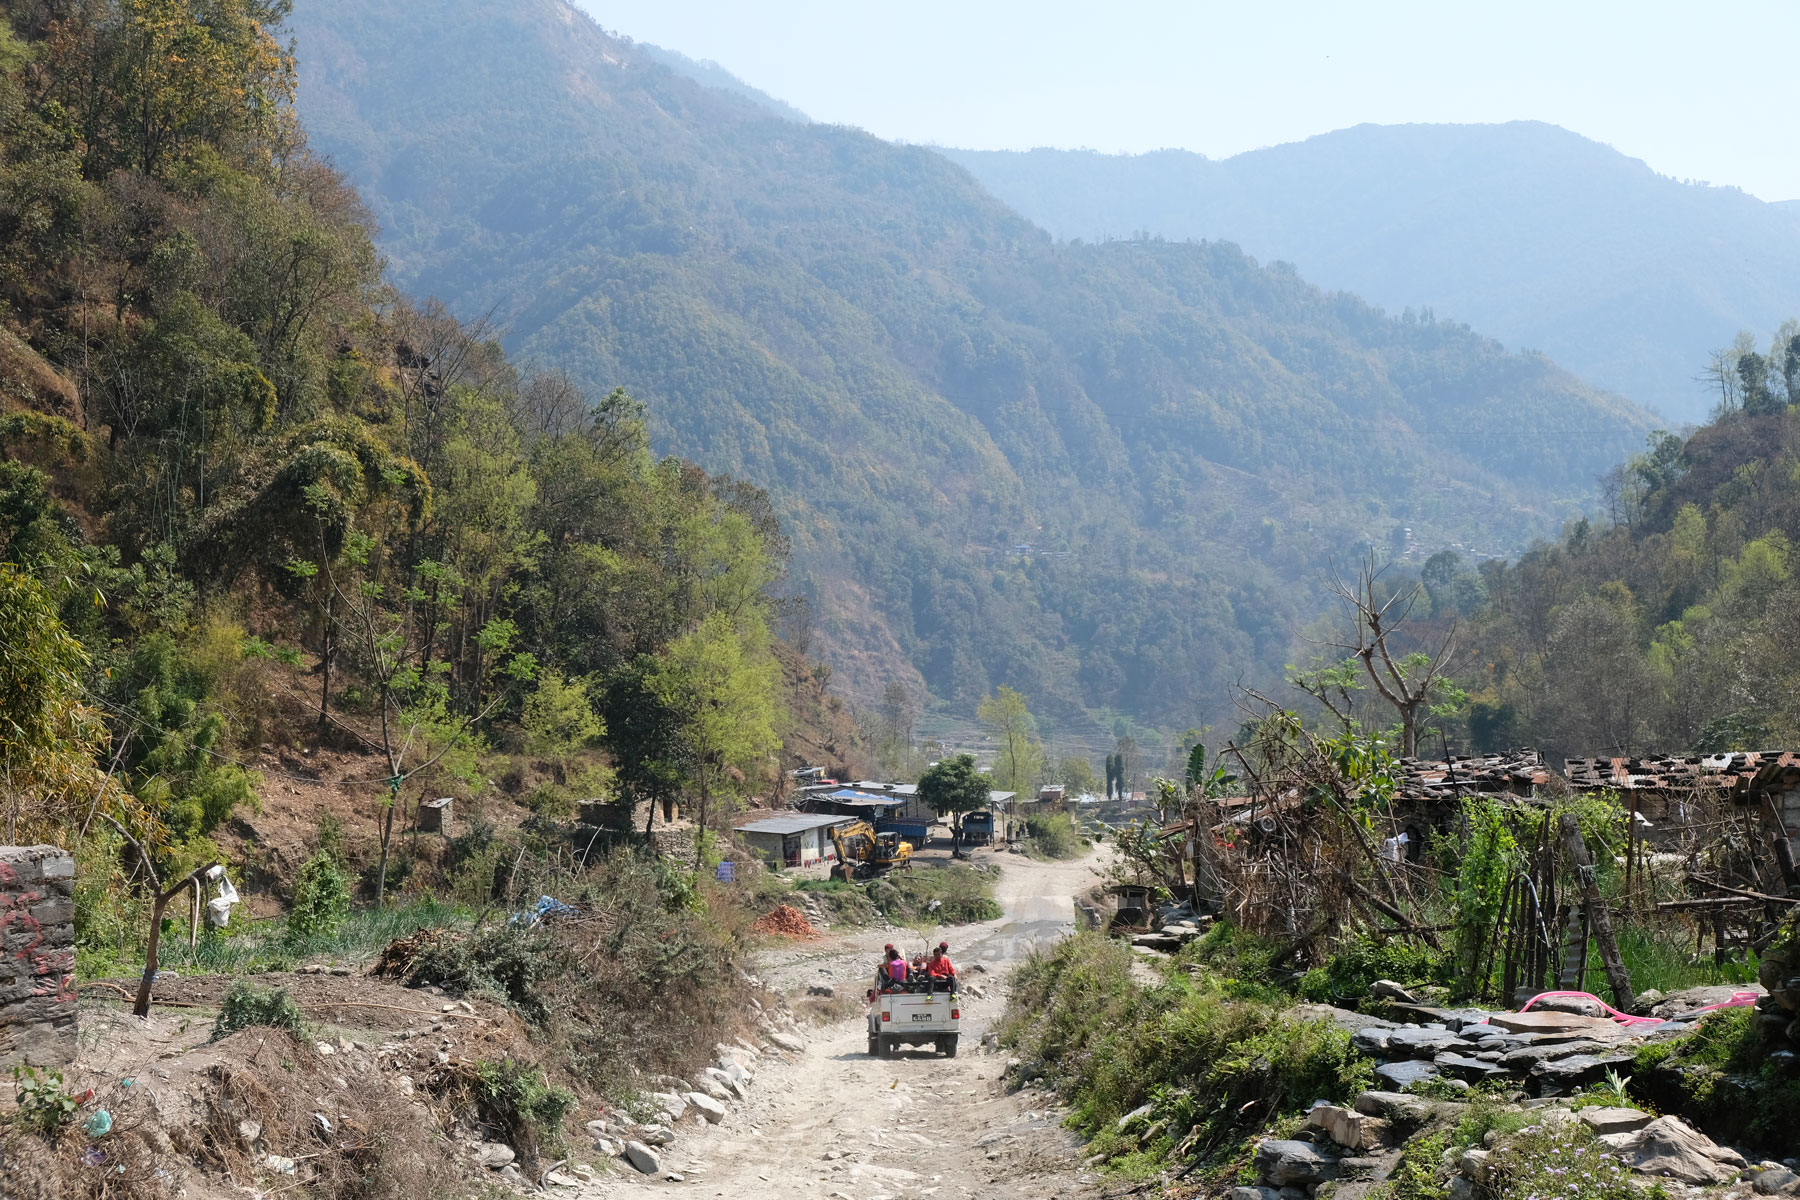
(605, 850, 1107, 1199)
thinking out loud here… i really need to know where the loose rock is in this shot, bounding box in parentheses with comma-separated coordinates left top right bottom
(1597, 1115, 1748, 1185)
(623, 1141, 661, 1175)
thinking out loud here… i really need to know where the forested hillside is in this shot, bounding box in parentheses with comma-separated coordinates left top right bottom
(288, 0, 1651, 739)
(0, 0, 790, 879)
(1448, 339, 1800, 761)
(947, 124, 1800, 423)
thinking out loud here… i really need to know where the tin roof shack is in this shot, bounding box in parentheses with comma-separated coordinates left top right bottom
(734, 813, 849, 871)
(1396, 751, 1551, 806)
(1566, 752, 1800, 892)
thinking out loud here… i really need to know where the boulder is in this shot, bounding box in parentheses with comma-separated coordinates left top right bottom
(1597, 1115, 1748, 1185)
(1371, 980, 1421, 1004)
(1353, 1091, 1433, 1125)
(1578, 1107, 1653, 1135)
(704, 1066, 746, 1100)
(1117, 1102, 1155, 1131)
(1255, 1139, 1341, 1187)
(1352, 1028, 1392, 1056)
(1526, 994, 1606, 1018)
(650, 1091, 688, 1121)
(685, 1092, 728, 1123)
(1230, 1188, 1279, 1200)
(1527, 1052, 1635, 1095)
(1374, 1060, 1440, 1090)
(1296, 1004, 1398, 1036)
(694, 1073, 733, 1101)
(1752, 1167, 1800, 1196)
(623, 1141, 661, 1175)
(638, 1124, 675, 1146)
(473, 1143, 515, 1169)
(1308, 1104, 1389, 1151)
(767, 1031, 805, 1052)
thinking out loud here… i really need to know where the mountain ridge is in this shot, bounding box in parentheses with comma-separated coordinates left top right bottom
(945, 123, 1800, 422)
(290, 0, 1654, 740)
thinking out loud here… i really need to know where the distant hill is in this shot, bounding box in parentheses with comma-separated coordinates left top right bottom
(633, 42, 811, 124)
(290, 0, 1653, 742)
(946, 125, 1800, 424)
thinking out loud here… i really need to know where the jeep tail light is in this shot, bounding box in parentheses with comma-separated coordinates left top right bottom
(881, 1011, 891, 1021)
(951, 1009, 960, 1019)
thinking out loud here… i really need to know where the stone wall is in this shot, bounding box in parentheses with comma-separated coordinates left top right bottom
(0, 845, 77, 1071)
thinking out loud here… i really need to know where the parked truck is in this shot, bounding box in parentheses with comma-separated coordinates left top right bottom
(959, 810, 995, 847)
(867, 979, 960, 1057)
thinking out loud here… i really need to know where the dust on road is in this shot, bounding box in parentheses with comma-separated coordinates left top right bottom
(611, 851, 1108, 1200)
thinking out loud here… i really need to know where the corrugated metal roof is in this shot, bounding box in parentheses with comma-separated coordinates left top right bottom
(735, 814, 849, 835)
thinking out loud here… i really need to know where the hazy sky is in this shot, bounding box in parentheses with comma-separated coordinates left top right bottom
(575, 0, 1800, 202)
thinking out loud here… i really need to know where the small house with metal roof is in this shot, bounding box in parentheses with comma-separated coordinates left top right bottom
(734, 812, 851, 870)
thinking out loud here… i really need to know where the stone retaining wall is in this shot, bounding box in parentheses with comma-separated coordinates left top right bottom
(0, 845, 77, 1070)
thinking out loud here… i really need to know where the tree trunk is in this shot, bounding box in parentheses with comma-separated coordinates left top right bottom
(318, 593, 333, 727)
(693, 763, 710, 871)
(1558, 813, 1634, 1010)
(374, 800, 398, 908)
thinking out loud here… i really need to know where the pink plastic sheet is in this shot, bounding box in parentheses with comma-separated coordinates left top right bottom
(1517, 989, 1759, 1027)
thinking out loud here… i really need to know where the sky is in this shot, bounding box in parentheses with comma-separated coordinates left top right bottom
(574, 0, 1800, 203)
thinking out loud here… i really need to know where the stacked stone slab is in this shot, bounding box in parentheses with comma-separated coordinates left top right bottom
(0, 845, 77, 1070)
(1353, 1006, 1652, 1096)
(1758, 914, 1799, 1060)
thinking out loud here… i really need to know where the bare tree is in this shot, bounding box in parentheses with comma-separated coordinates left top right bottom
(1326, 553, 1460, 758)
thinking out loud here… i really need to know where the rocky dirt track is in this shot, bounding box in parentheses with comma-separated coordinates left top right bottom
(590, 851, 1108, 1200)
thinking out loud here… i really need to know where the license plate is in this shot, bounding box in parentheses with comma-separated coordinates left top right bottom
(911, 1013, 931, 1021)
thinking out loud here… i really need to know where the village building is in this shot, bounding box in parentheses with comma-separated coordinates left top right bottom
(732, 813, 851, 871)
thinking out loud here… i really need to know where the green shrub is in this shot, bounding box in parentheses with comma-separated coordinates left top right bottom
(1296, 934, 1449, 1007)
(406, 925, 554, 1020)
(1024, 812, 1086, 860)
(876, 863, 1003, 925)
(1384, 1130, 1449, 1200)
(9, 1067, 79, 1137)
(1003, 931, 1372, 1171)
(213, 982, 306, 1040)
(1631, 1006, 1800, 1148)
(287, 851, 350, 941)
(469, 1058, 575, 1164)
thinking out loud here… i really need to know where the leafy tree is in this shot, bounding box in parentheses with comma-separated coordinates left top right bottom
(1056, 754, 1099, 797)
(648, 612, 782, 869)
(978, 685, 1042, 795)
(0, 566, 112, 841)
(917, 753, 989, 843)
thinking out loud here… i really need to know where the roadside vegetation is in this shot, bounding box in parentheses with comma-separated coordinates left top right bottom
(1002, 930, 1371, 1181)
(793, 861, 1004, 928)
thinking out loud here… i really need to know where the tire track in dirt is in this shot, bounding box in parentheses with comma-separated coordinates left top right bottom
(599, 853, 1107, 1199)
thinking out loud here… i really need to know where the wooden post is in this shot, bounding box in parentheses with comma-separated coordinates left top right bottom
(188, 879, 201, 952)
(1558, 812, 1635, 1011)
(1760, 794, 1799, 893)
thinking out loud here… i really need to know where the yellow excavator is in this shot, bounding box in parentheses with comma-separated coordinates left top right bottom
(828, 821, 913, 881)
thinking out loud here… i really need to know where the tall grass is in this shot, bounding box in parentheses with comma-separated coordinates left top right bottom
(78, 897, 475, 979)
(1611, 924, 1758, 993)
